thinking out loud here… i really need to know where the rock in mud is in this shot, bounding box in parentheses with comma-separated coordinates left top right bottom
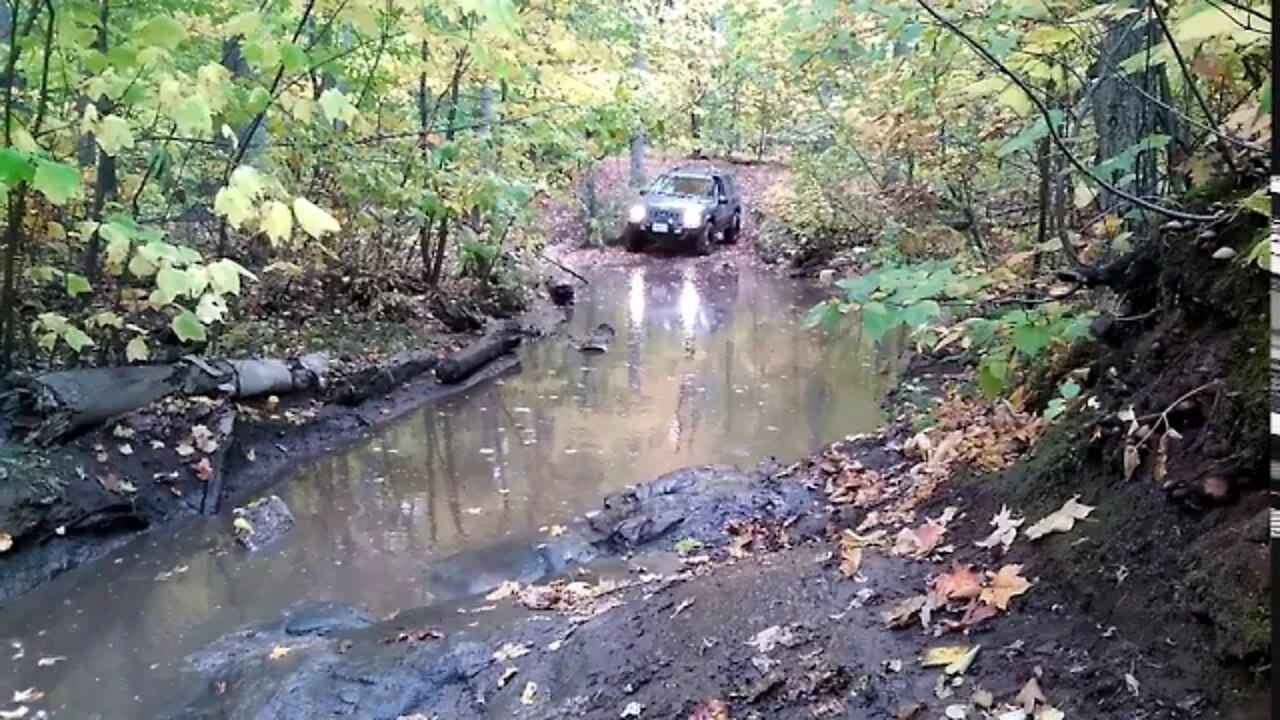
(233, 495, 295, 551)
(589, 462, 819, 550)
(548, 281, 575, 306)
(577, 323, 616, 353)
(423, 530, 600, 602)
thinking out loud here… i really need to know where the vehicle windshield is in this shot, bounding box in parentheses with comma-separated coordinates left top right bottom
(650, 174, 713, 197)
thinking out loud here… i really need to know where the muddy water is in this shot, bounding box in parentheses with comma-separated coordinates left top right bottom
(0, 261, 897, 719)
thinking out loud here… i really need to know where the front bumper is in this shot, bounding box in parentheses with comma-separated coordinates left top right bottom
(633, 222, 707, 244)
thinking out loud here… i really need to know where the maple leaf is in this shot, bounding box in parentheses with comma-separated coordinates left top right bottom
(892, 522, 946, 557)
(979, 564, 1031, 610)
(1015, 677, 1046, 711)
(1025, 496, 1094, 540)
(688, 698, 729, 720)
(974, 505, 1024, 551)
(882, 595, 929, 628)
(931, 564, 983, 601)
(267, 645, 291, 660)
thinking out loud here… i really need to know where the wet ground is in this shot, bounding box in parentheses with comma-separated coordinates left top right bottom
(0, 254, 899, 719)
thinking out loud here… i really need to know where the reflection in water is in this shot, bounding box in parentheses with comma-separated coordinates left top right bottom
(0, 264, 898, 719)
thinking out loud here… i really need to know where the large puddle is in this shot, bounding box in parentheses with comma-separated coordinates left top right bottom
(0, 261, 899, 718)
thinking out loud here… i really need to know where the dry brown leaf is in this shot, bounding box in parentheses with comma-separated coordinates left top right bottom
(193, 457, 214, 482)
(1025, 496, 1094, 540)
(931, 565, 983, 601)
(1123, 444, 1140, 480)
(1015, 677, 1046, 712)
(979, 564, 1032, 610)
(10, 689, 41, 704)
(688, 698, 730, 720)
(893, 522, 946, 557)
(485, 581, 521, 602)
(497, 666, 518, 688)
(882, 595, 929, 628)
(0, 533, 12, 553)
(519, 681, 538, 705)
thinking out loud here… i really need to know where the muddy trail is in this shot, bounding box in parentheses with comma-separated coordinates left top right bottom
(0, 244, 907, 719)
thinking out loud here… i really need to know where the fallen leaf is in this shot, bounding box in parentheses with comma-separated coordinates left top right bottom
(1123, 444, 1140, 480)
(688, 698, 730, 720)
(493, 642, 530, 662)
(1035, 708, 1065, 720)
(1025, 496, 1094, 540)
(932, 565, 983, 601)
(547, 524, 566, 537)
(36, 656, 66, 667)
(10, 690, 40, 704)
(620, 700, 644, 717)
(895, 702, 926, 720)
(1015, 677, 1046, 712)
(193, 457, 214, 482)
(233, 517, 253, 535)
(519, 681, 538, 705)
(975, 506, 1024, 551)
(746, 625, 797, 654)
(893, 521, 946, 557)
(882, 595, 929, 628)
(1124, 672, 1140, 696)
(921, 645, 973, 668)
(497, 666, 518, 688)
(485, 581, 521, 601)
(117, 443, 133, 456)
(0, 707, 28, 719)
(979, 565, 1032, 610)
(945, 645, 980, 675)
(0, 533, 11, 553)
(267, 645, 291, 660)
(175, 442, 196, 457)
(190, 424, 218, 453)
(945, 704, 968, 719)
(971, 688, 994, 708)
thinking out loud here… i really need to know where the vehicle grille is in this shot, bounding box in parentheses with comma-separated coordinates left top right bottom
(649, 208, 679, 225)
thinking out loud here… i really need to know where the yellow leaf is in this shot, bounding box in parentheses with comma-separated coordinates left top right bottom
(267, 645, 291, 660)
(260, 201, 293, 244)
(292, 197, 341, 239)
(978, 564, 1032, 610)
(921, 645, 974, 668)
(95, 114, 134, 156)
(214, 185, 254, 229)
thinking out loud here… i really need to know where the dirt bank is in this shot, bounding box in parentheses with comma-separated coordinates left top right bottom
(0, 302, 567, 608)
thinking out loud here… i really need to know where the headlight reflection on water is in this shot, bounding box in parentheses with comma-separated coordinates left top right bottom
(628, 268, 646, 330)
(678, 270, 701, 341)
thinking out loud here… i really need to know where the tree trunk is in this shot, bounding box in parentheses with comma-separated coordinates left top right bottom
(1090, 14, 1166, 214)
(1033, 136, 1050, 271)
(429, 61, 463, 287)
(628, 44, 646, 188)
(82, 0, 115, 281)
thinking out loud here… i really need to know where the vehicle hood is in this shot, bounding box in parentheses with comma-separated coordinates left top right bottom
(644, 195, 712, 212)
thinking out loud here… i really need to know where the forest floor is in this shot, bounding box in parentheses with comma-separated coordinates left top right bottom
(0, 157, 1268, 720)
(165, 159, 1270, 720)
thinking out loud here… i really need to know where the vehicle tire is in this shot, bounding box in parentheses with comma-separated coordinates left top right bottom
(624, 229, 646, 253)
(723, 213, 741, 244)
(693, 227, 712, 256)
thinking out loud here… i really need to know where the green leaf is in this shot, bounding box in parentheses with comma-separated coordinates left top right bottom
(1240, 189, 1269, 217)
(292, 197, 341, 238)
(125, 335, 150, 363)
(978, 354, 1009, 398)
(997, 111, 1063, 158)
(1043, 398, 1066, 421)
(1059, 380, 1081, 400)
(137, 16, 187, 49)
(195, 292, 228, 323)
(32, 160, 83, 205)
(281, 44, 309, 73)
(156, 266, 189, 300)
(208, 258, 247, 295)
(63, 326, 95, 352)
(173, 95, 213, 137)
(0, 148, 34, 185)
(318, 88, 357, 125)
(94, 114, 134, 156)
(1011, 322, 1051, 357)
(260, 200, 292, 244)
(65, 273, 92, 297)
(899, 299, 941, 329)
(172, 310, 207, 343)
(860, 301, 896, 341)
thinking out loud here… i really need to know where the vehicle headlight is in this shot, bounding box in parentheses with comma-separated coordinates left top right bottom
(682, 207, 703, 227)
(628, 204, 646, 224)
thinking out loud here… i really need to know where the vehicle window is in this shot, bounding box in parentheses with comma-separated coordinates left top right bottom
(713, 177, 726, 200)
(651, 174, 714, 197)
